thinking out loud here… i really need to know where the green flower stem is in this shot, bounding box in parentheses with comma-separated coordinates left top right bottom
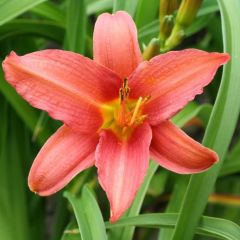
(159, 0, 179, 43)
(161, 0, 203, 52)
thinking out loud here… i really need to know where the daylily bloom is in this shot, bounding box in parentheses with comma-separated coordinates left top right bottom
(2, 11, 229, 222)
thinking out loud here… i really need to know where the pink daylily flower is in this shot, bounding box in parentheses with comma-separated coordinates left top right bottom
(2, 11, 229, 222)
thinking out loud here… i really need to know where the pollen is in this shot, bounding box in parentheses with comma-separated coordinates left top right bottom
(100, 79, 150, 140)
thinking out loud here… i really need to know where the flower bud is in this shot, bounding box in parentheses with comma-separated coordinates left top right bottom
(176, 0, 203, 26)
(159, 0, 180, 42)
(142, 38, 160, 60)
(161, 0, 203, 52)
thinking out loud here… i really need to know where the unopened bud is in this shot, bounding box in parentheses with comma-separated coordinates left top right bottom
(161, 0, 203, 52)
(142, 38, 160, 60)
(160, 0, 180, 22)
(159, 0, 180, 42)
(176, 0, 203, 27)
(160, 15, 174, 43)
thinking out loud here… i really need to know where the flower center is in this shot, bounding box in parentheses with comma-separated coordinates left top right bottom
(100, 79, 150, 140)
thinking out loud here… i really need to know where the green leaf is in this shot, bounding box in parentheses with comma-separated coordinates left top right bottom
(113, 0, 139, 16)
(64, 186, 107, 240)
(65, 0, 87, 54)
(171, 0, 240, 239)
(0, 102, 32, 240)
(220, 139, 240, 177)
(0, 0, 47, 26)
(31, 2, 65, 25)
(185, 15, 214, 37)
(134, 0, 159, 29)
(198, 0, 219, 16)
(123, 0, 139, 17)
(172, 102, 212, 128)
(106, 213, 240, 240)
(87, 0, 112, 15)
(112, 0, 126, 13)
(138, 20, 159, 44)
(157, 175, 189, 240)
(147, 169, 169, 197)
(0, 19, 64, 43)
(0, 101, 12, 240)
(61, 221, 81, 240)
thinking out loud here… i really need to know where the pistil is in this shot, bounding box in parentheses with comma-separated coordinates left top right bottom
(118, 78, 130, 126)
(100, 79, 150, 139)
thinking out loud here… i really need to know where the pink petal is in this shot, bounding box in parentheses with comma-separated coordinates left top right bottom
(28, 125, 98, 196)
(3, 50, 122, 133)
(150, 121, 218, 174)
(93, 11, 142, 79)
(129, 49, 230, 125)
(95, 123, 152, 222)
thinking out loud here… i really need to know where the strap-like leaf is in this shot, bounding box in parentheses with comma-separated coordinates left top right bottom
(0, 0, 47, 26)
(64, 186, 107, 240)
(106, 213, 240, 240)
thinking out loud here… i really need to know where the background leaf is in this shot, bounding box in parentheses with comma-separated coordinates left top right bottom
(64, 186, 107, 240)
(0, 0, 47, 26)
(106, 213, 240, 240)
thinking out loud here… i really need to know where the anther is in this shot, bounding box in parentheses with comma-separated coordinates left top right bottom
(123, 78, 130, 97)
(119, 88, 124, 102)
(119, 78, 130, 103)
(123, 78, 128, 88)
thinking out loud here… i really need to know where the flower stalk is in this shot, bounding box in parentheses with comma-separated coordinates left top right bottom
(159, 0, 180, 43)
(161, 0, 203, 52)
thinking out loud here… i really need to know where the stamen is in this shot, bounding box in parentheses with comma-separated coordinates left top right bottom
(129, 97, 143, 126)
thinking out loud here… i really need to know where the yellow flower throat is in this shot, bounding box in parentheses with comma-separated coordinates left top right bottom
(100, 79, 150, 140)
